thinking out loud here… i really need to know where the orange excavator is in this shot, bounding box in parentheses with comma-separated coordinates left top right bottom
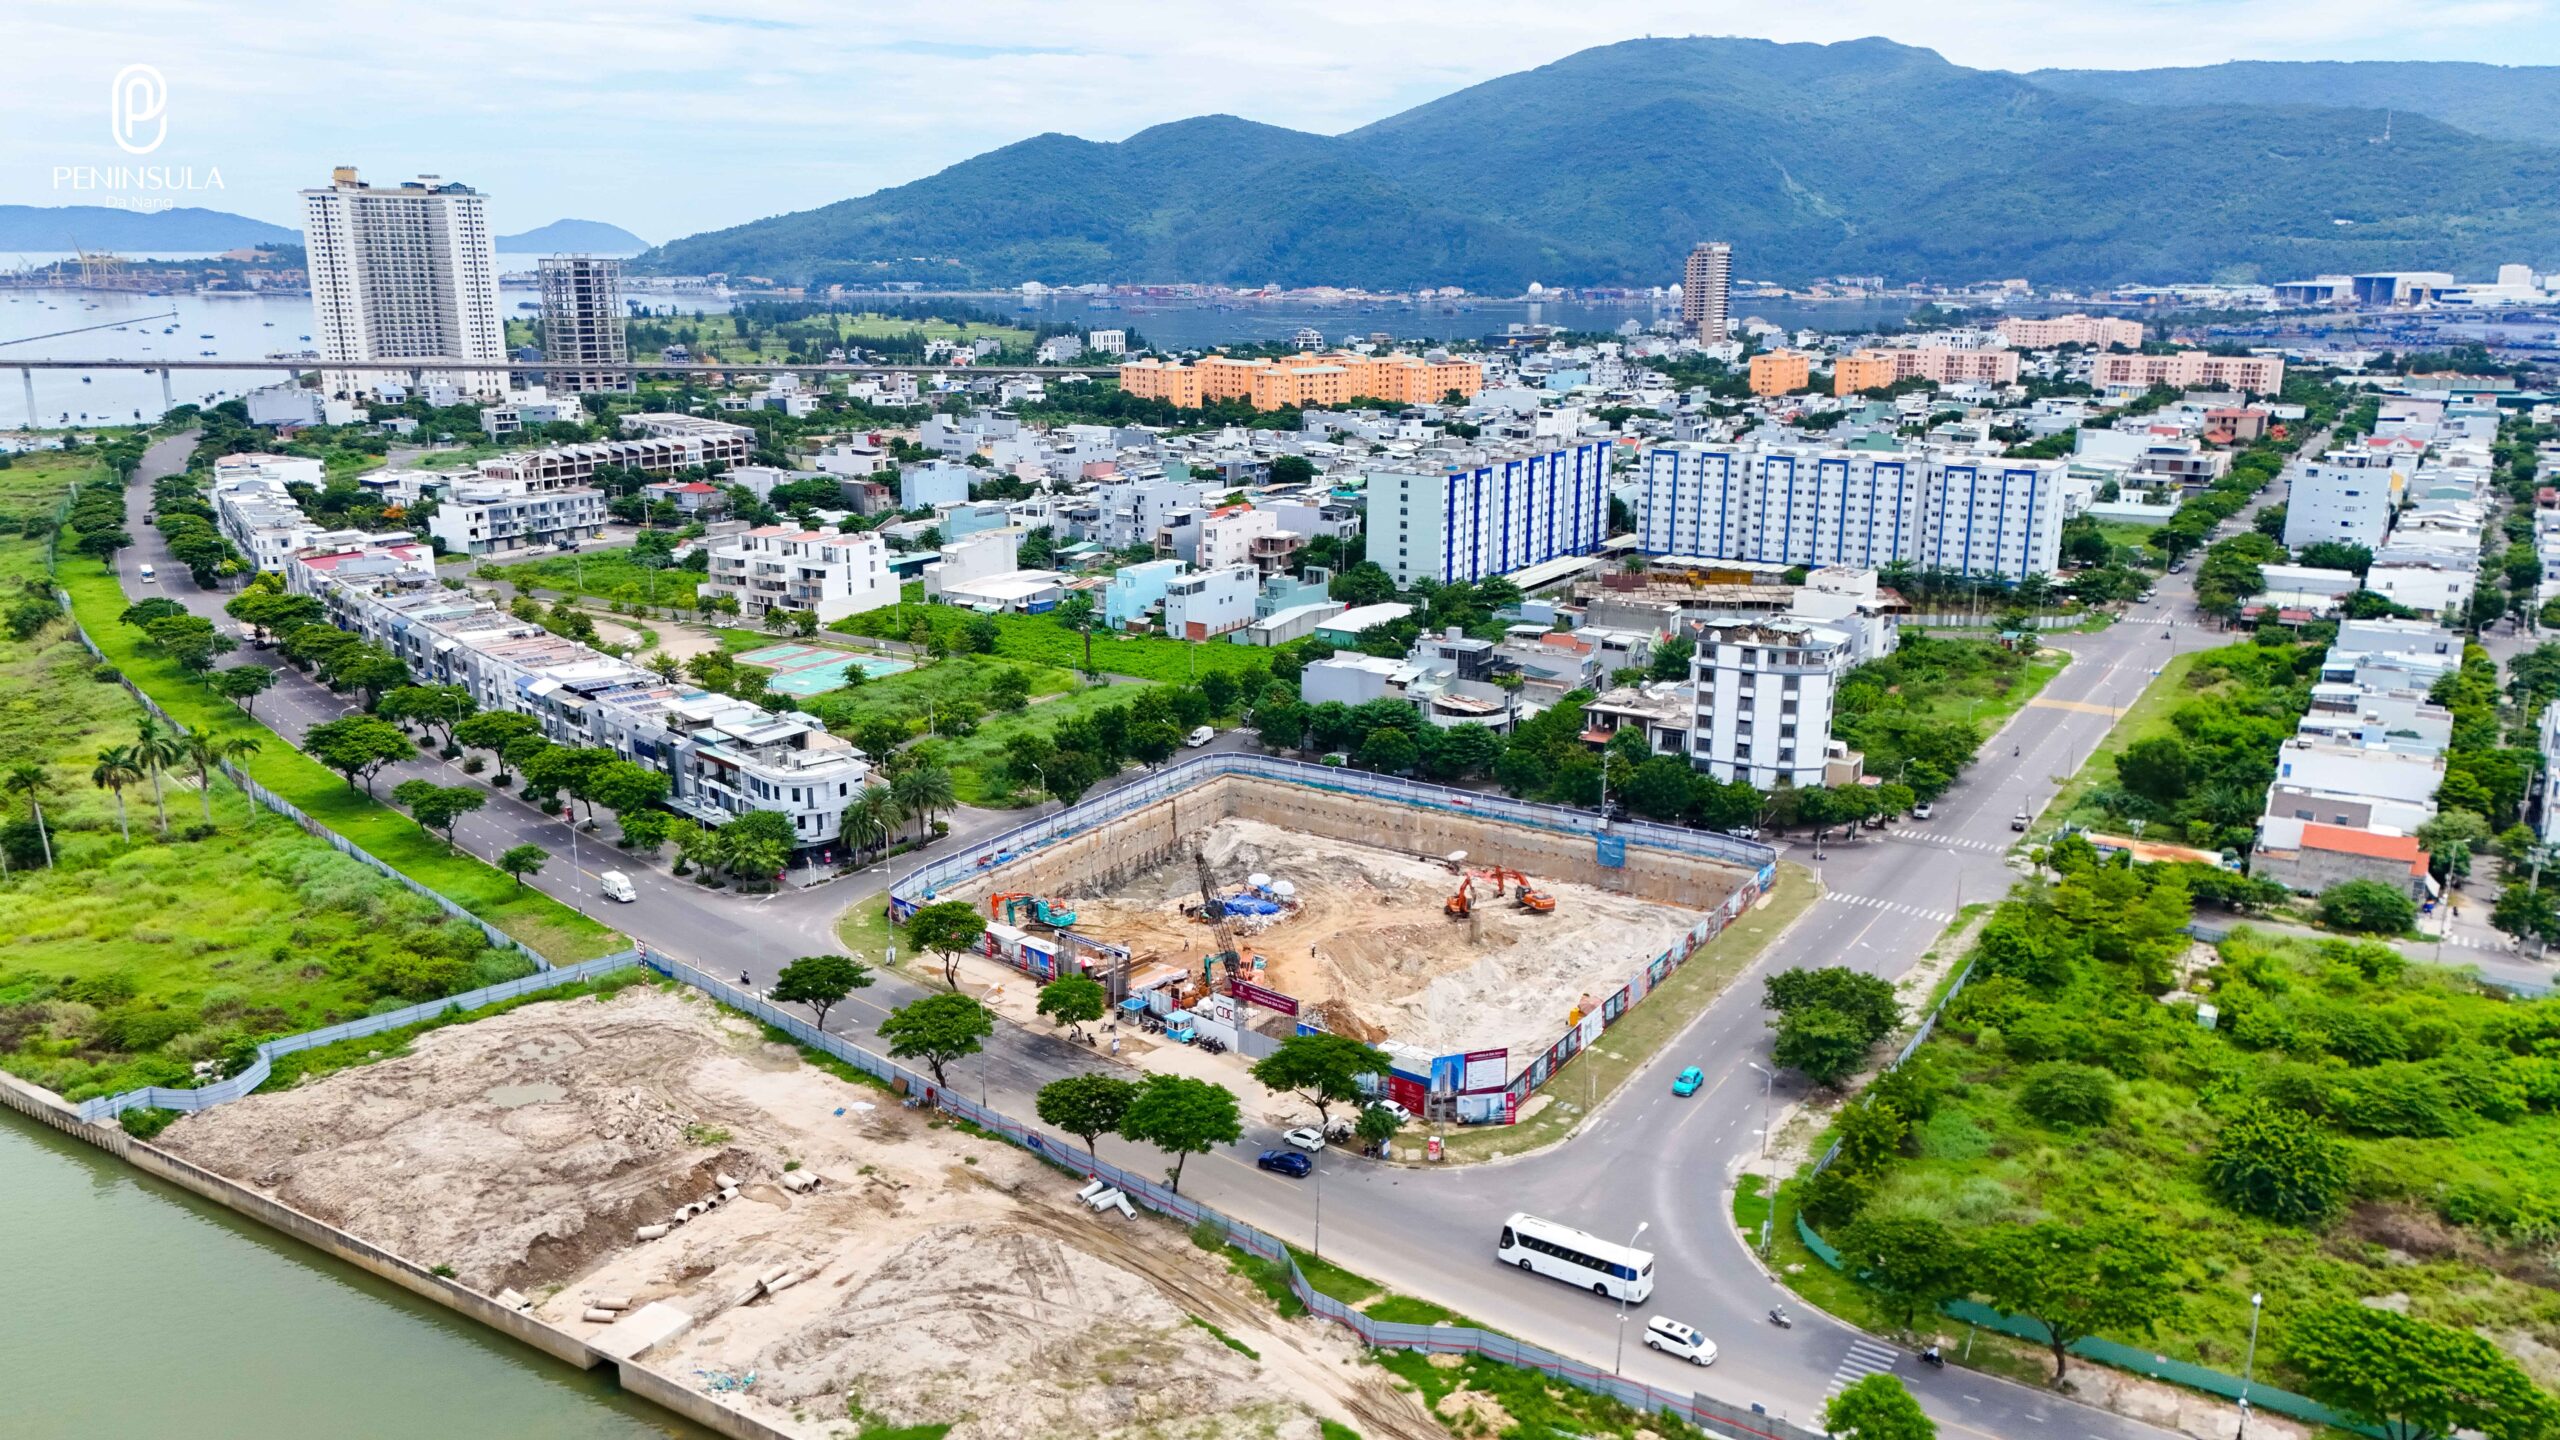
(1486, 867, 1556, 913)
(1444, 872, 1476, 919)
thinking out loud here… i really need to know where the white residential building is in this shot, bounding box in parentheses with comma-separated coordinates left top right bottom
(2284, 455, 2398, 550)
(1160, 565, 1260, 640)
(426, 474, 608, 556)
(922, 531, 1020, 598)
(300, 167, 505, 399)
(287, 542, 871, 854)
(1195, 506, 1288, 573)
(699, 527, 898, 624)
(1637, 443, 2065, 582)
(1688, 619, 1853, 789)
(1367, 438, 1612, 587)
(1087, 329, 1127, 356)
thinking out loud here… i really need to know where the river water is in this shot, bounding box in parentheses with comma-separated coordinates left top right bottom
(0, 1109, 708, 1440)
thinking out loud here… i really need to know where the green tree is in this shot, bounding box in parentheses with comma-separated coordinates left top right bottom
(1034, 973, 1107, 1041)
(1354, 724, 1417, 774)
(302, 716, 416, 795)
(587, 759, 670, 830)
(1971, 1221, 2181, 1385)
(89, 744, 142, 845)
(2319, 878, 2416, 936)
(1836, 1215, 1969, 1334)
(206, 664, 276, 717)
(1036, 1073, 1139, 1156)
(1766, 967, 1900, 1042)
(1774, 1005, 1875, 1087)
(453, 710, 541, 776)
(390, 778, 483, 850)
(904, 899, 989, 989)
(771, 953, 873, 1033)
(3, 761, 55, 868)
(131, 718, 181, 836)
(2285, 1302, 2560, 1440)
(179, 731, 259, 826)
(877, 991, 993, 1088)
(1823, 1374, 1937, 1440)
(1251, 1032, 1391, 1133)
(1053, 591, 1099, 675)
(498, 842, 548, 889)
(2017, 1062, 2118, 1128)
(377, 683, 476, 752)
(2203, 1101, 2350, 1225)
(1118, 1073, 1242, 1194)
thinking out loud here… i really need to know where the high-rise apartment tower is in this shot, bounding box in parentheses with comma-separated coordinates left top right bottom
(300, 167, 505, 399)
(537, 256, 631, 394)
(1681, 241, 1732, 341)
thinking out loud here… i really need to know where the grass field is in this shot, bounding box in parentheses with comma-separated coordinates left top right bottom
(834, 602, 1282, 687)
(1437, 863, 1822, 1163)
(608, 312, 1034, 367)
(486, 549, 702, 610)
(909, 682, 1161, 808)
(57, 552, 619, 965)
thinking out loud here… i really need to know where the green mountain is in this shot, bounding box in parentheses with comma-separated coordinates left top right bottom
(641, 36, 2560, 290)
(497, 218, 649, 252)
(0, 205, 296, 252)
(2026, 61, 2560, 148)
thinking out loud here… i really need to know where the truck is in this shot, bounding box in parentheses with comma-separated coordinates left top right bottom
(598, 871, 637, 903)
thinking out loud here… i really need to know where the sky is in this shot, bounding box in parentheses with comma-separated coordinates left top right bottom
(6, 0, 2556, 245)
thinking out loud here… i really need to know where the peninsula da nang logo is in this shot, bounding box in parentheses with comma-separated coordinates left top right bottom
(53, 62, 224, 211)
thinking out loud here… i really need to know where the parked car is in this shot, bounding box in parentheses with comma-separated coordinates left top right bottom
(1671, 1066, 1705, 1097)
(1186, 725, 1214, 749)
(1366, 1099, 1413, 1126)
(1256, 1149, 1312, 1178)
(1645, 1315, 1718, 1366)
(1281, 1126, 1327, 1152)
(1910, 803, 1933, 820)
(1724, 825, 1761, 840)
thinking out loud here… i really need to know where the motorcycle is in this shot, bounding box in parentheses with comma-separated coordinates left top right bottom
(1920, 1346, 1944, 1368)
(1768, 1306, 1793, 1330)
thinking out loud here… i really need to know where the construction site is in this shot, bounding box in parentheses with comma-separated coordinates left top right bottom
(939, 774, 1755, 1100)
(159, 983, 1436, 1440)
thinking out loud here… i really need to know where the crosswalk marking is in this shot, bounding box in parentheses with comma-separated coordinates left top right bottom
(1875, 830, 2004, 855)
(1820, 893, 1956, 924)
(1827, 1337, 1902, 1395)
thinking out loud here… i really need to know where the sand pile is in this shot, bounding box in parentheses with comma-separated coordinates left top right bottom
(1051, 818, 1702, 1056)
(163, 984, 1437, 1440)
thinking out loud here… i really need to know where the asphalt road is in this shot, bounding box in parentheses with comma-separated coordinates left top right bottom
(108, 433, 2412, 1439)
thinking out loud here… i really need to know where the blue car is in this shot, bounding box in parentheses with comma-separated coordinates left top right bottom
(1672, 1066, 1705, 1097)
(1257, 1149, 1312, 1178)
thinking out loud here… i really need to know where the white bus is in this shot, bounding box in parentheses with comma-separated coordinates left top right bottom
(1495, 1212, 1654, 1302)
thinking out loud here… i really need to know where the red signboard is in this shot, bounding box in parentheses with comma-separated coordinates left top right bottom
(1503, 1088, 1520, 1124)
(1224, 980, 1299, 1016)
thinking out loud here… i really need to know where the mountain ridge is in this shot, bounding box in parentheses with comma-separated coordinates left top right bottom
(0, 205, 296, 252)
(497, 218, 648, 252)
(638, 36, 2560, 290)
(2026, 60, 2560, 148)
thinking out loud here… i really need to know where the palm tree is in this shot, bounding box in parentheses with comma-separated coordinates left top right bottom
(906, 763, 956, 837)
(180, 732, 262, 825)
(840, 783, 892, 865)
(90, 745, 142, 844)
(132, 718, 182, 837)
(889, 767, 933, 842)
(4, 761, 55, 868)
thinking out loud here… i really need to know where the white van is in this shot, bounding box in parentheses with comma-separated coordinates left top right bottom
(1186, 725, 1214, 749)
(598, 871, 637, 904)
(1644, 1315, 1717, 1365)
(138, 563, 156, 583)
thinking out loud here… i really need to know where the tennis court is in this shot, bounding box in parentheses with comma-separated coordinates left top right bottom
(734, 642, 912, 697)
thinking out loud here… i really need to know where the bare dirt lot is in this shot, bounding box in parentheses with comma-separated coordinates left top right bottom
(164, 984, 1437, 1440)
(1026, 818, 1705, 1056)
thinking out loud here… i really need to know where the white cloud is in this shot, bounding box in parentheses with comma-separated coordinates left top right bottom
(1, 0, 2551, 240)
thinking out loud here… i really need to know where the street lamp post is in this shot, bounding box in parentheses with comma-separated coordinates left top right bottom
(1747, 1061, 1775, 1254)
(2236, 1291, 2263, 1439)
(1613, 1220, 1650, 1375)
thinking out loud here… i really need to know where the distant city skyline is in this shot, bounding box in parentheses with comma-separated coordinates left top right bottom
(7, 1, 2560, 244)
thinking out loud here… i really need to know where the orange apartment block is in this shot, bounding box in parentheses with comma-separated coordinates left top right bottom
(2093, 350, 2285, 394)
(1831, 346, 2020, 395)
(1118, 351, 1482, 410)
(1748, 350, 1812, 396)
(1996, 313, 2145, 349)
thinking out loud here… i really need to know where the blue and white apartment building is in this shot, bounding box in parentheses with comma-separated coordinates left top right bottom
(1368, 439, 1613, 587)
(1637, 443, 2064, 582)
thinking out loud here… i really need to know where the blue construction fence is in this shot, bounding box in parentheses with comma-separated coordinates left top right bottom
(1793, 960, 2384, 1437)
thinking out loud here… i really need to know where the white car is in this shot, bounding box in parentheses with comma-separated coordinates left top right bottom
(1365, 1099, 1412, 1126)
(1645, 1315, 1717, 1365)
(1282, 1126, 1327, 1152)
(1910, 803, 1933, 820)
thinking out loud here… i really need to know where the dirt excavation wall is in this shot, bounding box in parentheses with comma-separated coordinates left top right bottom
(994, 775, 1750, 909)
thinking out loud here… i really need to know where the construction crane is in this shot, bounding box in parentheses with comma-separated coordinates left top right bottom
(1194, 846, 1244, 987)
